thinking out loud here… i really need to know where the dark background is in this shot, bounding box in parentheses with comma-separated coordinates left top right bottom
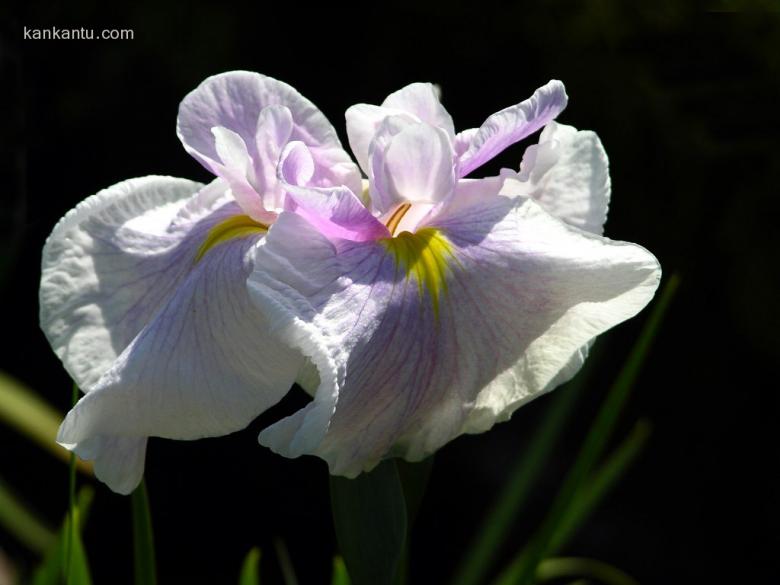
(2, 1, 779, 583)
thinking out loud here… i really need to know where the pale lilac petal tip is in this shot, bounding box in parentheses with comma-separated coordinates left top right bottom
(457, 80, 569, 177)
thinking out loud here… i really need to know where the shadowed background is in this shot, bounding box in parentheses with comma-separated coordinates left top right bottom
(2, 1, 778, 583)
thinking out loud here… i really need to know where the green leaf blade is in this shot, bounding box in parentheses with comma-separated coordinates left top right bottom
(239, 547, 261, 585)
(32, 487, 94, 585)
(132, 480, 157, 585)
(331, 556, 351, 585)
(330, 460, 408, 585)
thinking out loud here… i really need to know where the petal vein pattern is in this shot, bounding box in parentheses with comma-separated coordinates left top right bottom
(248, 197, 660, 477)
(41, 176, 302, 493)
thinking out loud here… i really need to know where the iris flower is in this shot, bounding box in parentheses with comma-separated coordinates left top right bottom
(40, 72, 361, 493)
(246, 81, 661, 476)
(41, 73, 660, 494)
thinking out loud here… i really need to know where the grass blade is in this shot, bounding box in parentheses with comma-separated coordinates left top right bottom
(132, 480, 157, 585)
(64, 382, 78, 585)
(548, 420, 652, 554)
(273, 538, 298, 585)
(32, 487, 94, 585)
(63, 508, 92, 585)
(331, 557, 351, 585)
(494, 273, 680, 585)
(537, 557, 639, 585)
(238, 547, 261, 585)
(0, 477, 56, 555)
(0, 371, 92, 474)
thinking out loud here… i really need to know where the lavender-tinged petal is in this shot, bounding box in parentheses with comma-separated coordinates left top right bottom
(458, 80, 568, 177)
(177, 71, 343, 176)
(279, 142, 389, 242)
(454, 128, 478, 158)
(309, 144, 366, 199)
(251, 105, 294, 210)
(247, 195, 660, 476)
(211, 126, 274, 222)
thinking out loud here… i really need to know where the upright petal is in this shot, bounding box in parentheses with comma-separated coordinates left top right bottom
(247, 192, 660, 477)
(368, 121, 457, 213)
(507, 122, 610, 234)
(178, 71, 341, 173)
(457, 80, 568, 177)
(211, 126, 275, 222)
(178, 70, 362, 200)
(382, 82, 455, 138)
(346, 83, 454, 178)
(346, 104, 417, 176)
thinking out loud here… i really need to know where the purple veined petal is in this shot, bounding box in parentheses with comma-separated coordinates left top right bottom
(56, 214, 303, 494)
(368, 119, 457, 214)
(41, 176, 215, 391)
(41, 176, 212, 491)
(278, 142, 389, 242)
(507, 121, 611, 235)
(457, 80, 569, 178)
(246, 192, 660, 476)
(382, 82, 455, 138)
(43, 175, 302, 493)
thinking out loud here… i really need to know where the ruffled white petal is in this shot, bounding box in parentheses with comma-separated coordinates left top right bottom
(40, 175, 207, 390)
(247, 193, 660, 477)
(57, 207, 302, 445)
(75, 435, 147, 496)
(44, 175, 303, 493)
(506, 122, 611, 235)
